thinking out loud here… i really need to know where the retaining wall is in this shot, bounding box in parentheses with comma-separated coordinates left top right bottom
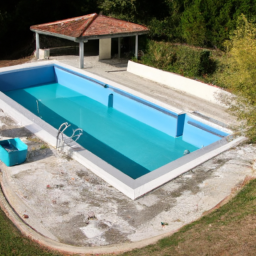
(127, 61, 230, 106)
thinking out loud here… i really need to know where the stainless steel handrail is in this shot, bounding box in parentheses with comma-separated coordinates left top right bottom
(56, 122, 83, 150)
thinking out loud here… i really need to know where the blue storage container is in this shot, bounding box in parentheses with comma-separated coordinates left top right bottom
(0, 138, 28, 166)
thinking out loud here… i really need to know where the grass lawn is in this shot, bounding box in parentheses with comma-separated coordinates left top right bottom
(0, 178, 256, 255)
(0, 203, 60, 256)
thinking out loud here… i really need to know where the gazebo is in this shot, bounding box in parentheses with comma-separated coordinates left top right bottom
(30, 13, 149, 68)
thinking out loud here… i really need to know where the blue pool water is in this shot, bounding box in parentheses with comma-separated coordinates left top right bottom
(6, 83, 199, 179)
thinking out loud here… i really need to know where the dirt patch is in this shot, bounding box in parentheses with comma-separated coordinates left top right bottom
(0, 56, 34, 68)
(26, 136, 43, 143)
(169, 168, 214, 197)
(50, 215, 88, 246)
(76, 169, 89, 179)
(104, 227, 130, 244)
(117, 199, 172, 227)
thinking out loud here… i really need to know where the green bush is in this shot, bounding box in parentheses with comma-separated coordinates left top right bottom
(140, 40, 218, 79)
(218, 15, 256, 141)
(198, 50, 217, 75)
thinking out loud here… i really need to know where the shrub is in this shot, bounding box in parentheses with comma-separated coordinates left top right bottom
(141, 40, 217, 79)
(198, 50, 217, 76)
(218, 14, 256, 141)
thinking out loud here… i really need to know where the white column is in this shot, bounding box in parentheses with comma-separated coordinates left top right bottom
(135, 35, 138, 59)
(36, 33, 40, 60)
(99, 38, 112, 60)
(79, 41, 84, 69)
(118, 37, 121, 58)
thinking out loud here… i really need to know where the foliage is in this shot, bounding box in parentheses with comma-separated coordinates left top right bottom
(140, 40, 218, 80)
(98, 0, 137, 22)
(219, 14, 256, 141)
(147, 0, 184, 40)
(99, 0, 256, 48)
(180, 0, 206, 46)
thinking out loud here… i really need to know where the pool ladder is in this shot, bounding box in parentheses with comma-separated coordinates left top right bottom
(56, 122, 83, 150)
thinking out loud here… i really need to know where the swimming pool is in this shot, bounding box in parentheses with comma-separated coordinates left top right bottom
(0, 61, 236, 199)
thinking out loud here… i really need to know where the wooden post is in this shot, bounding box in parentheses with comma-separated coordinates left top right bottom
(36, 33, 40, 60)
(79, 41, 84, 69)
(118, 37, 121, 59)
(135, 35, 138, 59)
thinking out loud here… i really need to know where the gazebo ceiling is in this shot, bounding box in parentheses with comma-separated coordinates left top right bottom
(30, 13, 149, 42)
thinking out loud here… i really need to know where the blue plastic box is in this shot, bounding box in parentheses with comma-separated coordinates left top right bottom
(0, 138, 28, 166)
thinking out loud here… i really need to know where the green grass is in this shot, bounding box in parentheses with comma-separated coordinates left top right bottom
(40, 144, 49, 150)
(118, 178, 256, 255)
(0, 207, 60, 256)
(1, 179, 256, 255)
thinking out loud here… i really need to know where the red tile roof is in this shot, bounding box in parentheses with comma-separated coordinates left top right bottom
(30, 13, 149, 40)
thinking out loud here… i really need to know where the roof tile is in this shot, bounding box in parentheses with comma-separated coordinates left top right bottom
(30, 13, 149, 39)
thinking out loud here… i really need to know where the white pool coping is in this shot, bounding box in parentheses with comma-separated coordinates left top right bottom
(0, 61, 243, 200)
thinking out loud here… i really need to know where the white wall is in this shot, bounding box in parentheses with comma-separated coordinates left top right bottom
(34, 49, 50, 59)
(99, 38, 112, 60)
(127, 61, 231, 106)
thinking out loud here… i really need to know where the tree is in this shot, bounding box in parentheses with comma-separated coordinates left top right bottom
(181, 0, 206, 46)
(220, 14, 256, 141)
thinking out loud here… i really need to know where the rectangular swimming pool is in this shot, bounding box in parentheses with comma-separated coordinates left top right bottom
(0, 61, 236, 199)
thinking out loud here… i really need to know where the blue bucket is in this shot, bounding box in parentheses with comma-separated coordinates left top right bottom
(0, 138, 28, 166)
